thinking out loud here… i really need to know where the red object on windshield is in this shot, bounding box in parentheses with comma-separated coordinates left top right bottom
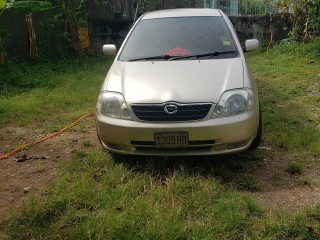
(165, 47, 191, 56)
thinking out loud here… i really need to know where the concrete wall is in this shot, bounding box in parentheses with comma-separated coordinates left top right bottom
(229, 14, 291, 46)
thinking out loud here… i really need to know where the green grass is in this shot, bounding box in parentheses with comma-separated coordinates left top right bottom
(237, 173, 260, 191)
(0, 54, 112, 128)
(298, 176, 315, 187)
(83, 139, 93, 147)
(2, 153, 260, 239)
(246, 39, 320, 155)
(0, 41, 320, 238)
(1, 151, 319, 239)
(1, 151, 320, 239)
(287, 162, 304, 175)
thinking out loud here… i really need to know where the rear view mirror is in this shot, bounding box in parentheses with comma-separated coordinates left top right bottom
(244, 39, 259, 52)
(102, 44, 117, 56)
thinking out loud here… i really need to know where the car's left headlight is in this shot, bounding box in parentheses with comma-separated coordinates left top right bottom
(97, 91, 132, 120)
(212, 88, 254, 118)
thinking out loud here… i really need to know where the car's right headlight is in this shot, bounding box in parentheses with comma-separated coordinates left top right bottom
(212, 88, 254, 118)
(97, 91, 132, 120)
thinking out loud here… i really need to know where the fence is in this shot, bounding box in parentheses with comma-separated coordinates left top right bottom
(204, 0, 290, 15)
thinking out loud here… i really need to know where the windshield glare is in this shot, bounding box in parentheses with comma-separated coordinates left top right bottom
(119, 16, 238, 61)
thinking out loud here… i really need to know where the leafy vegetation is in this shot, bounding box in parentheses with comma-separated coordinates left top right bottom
(0, 40, 319, 238)
(0, 0, 52, 61)
(270, 37, 320, 61)
(60, 0, 89, 56)
(240, 0, 271, 15)
(0, 0, 88, 62)
(288, 0, 320, 42)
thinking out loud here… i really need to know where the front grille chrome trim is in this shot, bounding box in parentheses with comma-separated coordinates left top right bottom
(131, 102, 214, 122)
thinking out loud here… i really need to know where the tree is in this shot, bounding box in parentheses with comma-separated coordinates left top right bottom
(0, 27, 9, 64)
(0, 0, 52, 61)
(59, 0, 90, 57)
(287, 0, 320, 42)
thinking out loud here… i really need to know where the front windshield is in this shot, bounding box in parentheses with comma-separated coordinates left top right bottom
(119, 16, 238, 61)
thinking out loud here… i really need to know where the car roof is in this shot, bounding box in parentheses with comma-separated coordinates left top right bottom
(141, 8, 222, 20)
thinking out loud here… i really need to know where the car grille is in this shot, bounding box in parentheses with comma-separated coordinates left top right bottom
(131, 103, 213, 122)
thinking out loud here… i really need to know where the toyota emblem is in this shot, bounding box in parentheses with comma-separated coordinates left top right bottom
(164, 104, 178, 115)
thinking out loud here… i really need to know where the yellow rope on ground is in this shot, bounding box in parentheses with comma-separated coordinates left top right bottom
(0, 114, 94, 161)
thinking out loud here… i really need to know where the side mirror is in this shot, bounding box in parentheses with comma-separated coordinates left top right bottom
(102, 44, 117, 56)
(244, 39, 259, 52)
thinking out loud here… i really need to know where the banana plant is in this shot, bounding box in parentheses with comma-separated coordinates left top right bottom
(61, 0, 88, 56)
(0, 0, 8, 63)
(0, 0, 51, 61)
(0, 0, 7, 18)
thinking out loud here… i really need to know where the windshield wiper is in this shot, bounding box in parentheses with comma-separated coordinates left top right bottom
(169, 51, 236, 61)
(128, 55, 174, 62)
(127, 51, 236, 62)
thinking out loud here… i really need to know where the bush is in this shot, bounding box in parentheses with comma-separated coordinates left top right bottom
(289, 0, 320, 42)
(270, 37, 320, 61)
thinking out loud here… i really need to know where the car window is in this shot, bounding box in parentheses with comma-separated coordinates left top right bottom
(119, 16, 238, 61)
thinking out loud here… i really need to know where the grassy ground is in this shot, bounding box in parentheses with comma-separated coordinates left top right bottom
(0, 40, 319, 239)
(248, 40, 320, 155)
(3, 152, 319, 240)
(0, 55, 111, 130)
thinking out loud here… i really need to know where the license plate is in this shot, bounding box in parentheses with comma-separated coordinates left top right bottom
(154, 132, 188, 149)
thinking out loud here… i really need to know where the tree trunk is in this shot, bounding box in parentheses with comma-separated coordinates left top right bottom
(61, 0, 81, 56)
(0, 36, 4, 64)
(25, 12, 37, 61)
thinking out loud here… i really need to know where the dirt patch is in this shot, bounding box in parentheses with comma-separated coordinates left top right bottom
(249, 152, 320, 214)
(0, 119, 319, 218)
(0, 118, 100, 219)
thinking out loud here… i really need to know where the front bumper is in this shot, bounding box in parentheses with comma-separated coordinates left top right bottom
(96, 107, 259, 156)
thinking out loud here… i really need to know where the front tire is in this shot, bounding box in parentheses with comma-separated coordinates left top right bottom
(249, 104, 262, 150)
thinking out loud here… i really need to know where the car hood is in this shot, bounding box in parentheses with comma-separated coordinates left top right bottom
(104, 58, 244, 104)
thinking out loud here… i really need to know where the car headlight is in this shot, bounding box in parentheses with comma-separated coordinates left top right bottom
(212, 88, 254, 118)
(97, 91, 132, 119)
